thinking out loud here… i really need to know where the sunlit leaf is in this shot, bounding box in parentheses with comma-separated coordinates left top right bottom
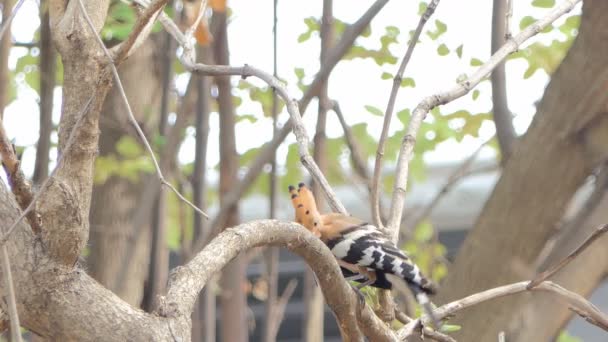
(364, 105, 384, 117)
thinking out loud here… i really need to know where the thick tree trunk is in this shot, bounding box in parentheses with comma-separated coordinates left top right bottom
(437, 1, 608, 340)
(213, 11, 248, 342)
(88, 39, 163, 305)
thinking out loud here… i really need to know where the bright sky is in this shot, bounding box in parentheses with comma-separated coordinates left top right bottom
(3, 0, 582, 181)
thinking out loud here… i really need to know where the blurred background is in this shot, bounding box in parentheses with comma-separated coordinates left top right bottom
(1, 0, 606, 341)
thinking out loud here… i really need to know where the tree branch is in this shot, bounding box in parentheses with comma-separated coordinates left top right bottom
(0, 0, 25, 40)
(385, 0, 581, 237)
(110, 0, 169, 63)
(0, 117, 40, 233)
(163, 220, 397, 341)
(527, 223, 608, 289)
(491, 0, 517, 162)
(398, 281, 608, 340)
(372, 0, 441, 234)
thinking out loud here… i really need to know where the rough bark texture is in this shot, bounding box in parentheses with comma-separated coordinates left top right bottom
(88, 38, 162, 305)
(213, 10, 248, 342)
(437, 1, 608, 340)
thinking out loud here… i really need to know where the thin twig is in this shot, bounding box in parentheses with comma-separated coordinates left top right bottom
(527, 223, 608, 289)
(0, 245, 21, 341)
(399, 280, 608, 340)
(185, 0, 208, 38)
(76, 0, 209, 220)
(0, 96, 94, 248)
(267, 279, 298, 341)
(0, 0, 25, 40)
(372, 0, 441, 234)
(0, 117, 40, 233)
(111, 0, 169, 63)
(405, 137, 495, 232)
(386, 0, 581, 238)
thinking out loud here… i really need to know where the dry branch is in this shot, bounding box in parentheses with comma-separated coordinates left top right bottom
(0, 117, 40, 233)
(385, 0, 581, 239)
(398, 281, 608, 340)
(0, 0, 25, 39)
(527, 223, 608, 289)
(372, 0, 441, 234)
(111, 0, 169, 63)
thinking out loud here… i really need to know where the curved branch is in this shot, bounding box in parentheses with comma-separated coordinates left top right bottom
(163, 219, 396, 342)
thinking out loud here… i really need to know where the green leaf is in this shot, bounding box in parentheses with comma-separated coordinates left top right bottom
(437, 44, 449, 56)
(519, 16, 536, 30)
(418, 1, 428, 15)
(472, 89, 480, 100)
(455, 44, 463, 58)
(116, 136, 143, 158)
(401, 77, 416, 88)
(364, 105, 384, 117)
(470, 58, 483, 66)
(427, 19, 447, 40)
(414, 221, 433, 242)
(381, 72, 393, 80)
(236, 114, 258, 123)
(440, 324, 462, 333)
(532, 0, 555, 8)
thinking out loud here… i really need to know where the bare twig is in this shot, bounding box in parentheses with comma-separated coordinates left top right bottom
(0, 245, 21, 342)
(386, 0, 581, 238)
(0, 117, 40, 233)
(527, 223, 608, 289)
(76, 0, 208, 220)
(372, 0, 441, 233)
(398, 280, 608, 340)
(266, 279, 298, 341)
(423, 327, 457, 342)
(0, 0, 25, 40)
(185, 0, 208, 38)
(405, 137, 495, 232)
(111, 0, 168, 63)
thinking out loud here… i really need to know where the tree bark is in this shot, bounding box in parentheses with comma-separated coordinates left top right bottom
(213, 10, 248, 342)
(88, 38, 163, 305)
(437, 1, 608, 340)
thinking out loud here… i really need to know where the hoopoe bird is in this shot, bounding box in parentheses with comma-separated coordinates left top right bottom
(288, 183, 437, 303)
